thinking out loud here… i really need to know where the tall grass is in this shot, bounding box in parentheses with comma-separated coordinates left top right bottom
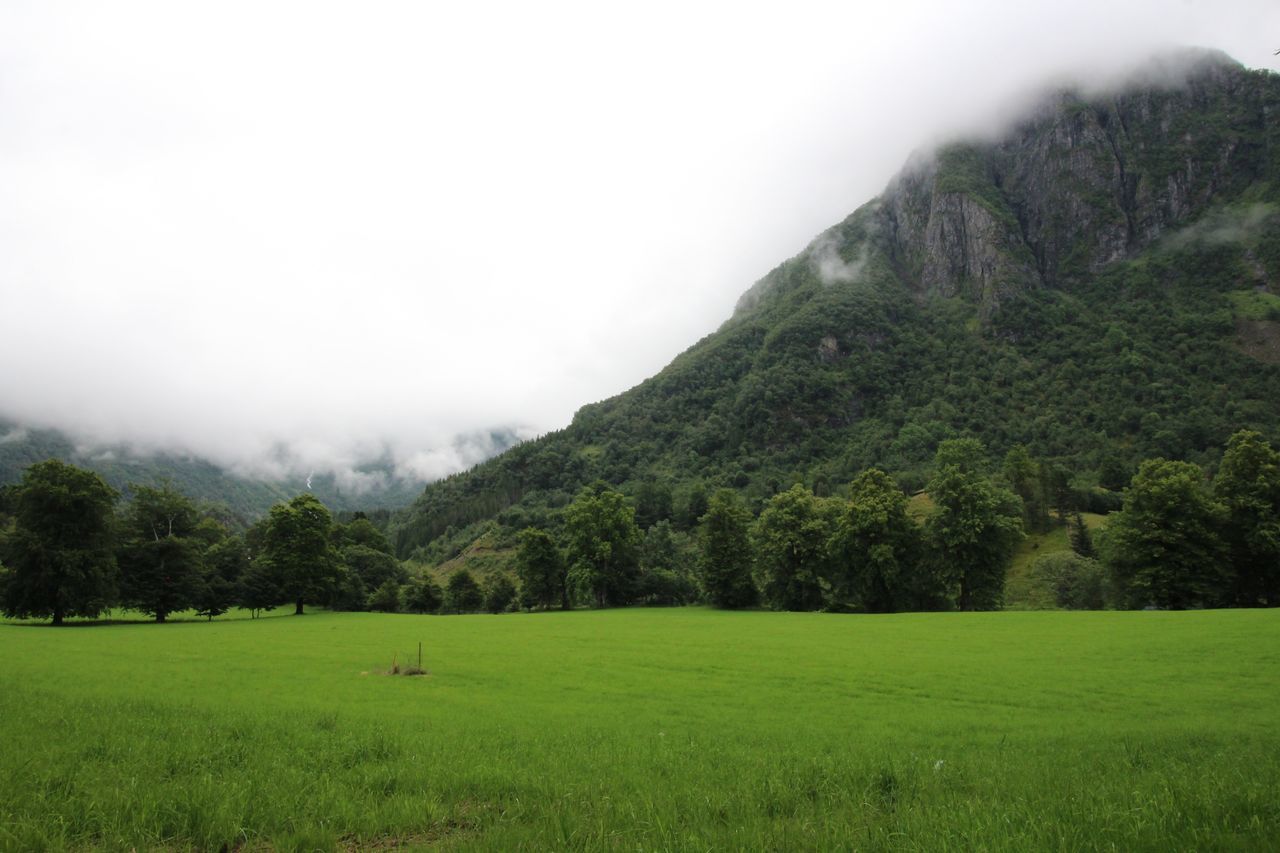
(1, 608, 1277, 850)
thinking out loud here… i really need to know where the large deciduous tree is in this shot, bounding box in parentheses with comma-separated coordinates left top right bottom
(563, 484, 641, 608)
(828, 469, 922, 612)
(196, 534, 248, 621)
(261, 494, 340, 615)
(698, 489, 756, 609)
(0, 460, 118, 625)
(515, 527, 567, 610)
(1104, 458, 1228, 609)
(118, 483, 204, 622)
(924, 439, 1024, 611)
(1214, 430, 1280, 606)
(444, 568, 484, 613)
(752, 484, 834, 611)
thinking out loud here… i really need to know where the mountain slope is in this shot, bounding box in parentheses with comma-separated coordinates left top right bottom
(388, 50, 1280, 559)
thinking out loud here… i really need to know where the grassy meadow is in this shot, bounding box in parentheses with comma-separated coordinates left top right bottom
(1, 607, 1278, 850)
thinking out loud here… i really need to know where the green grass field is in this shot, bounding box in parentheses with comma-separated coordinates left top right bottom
(2, 608, 1278, 850)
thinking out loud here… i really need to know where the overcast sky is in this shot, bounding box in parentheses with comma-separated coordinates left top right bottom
(1, 1, 1277, 487)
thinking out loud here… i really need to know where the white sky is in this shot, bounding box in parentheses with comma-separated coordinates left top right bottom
(1, 0, 1277, 485)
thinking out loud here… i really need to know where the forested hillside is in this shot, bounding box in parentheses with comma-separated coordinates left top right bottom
(388, 49, 1280, 561)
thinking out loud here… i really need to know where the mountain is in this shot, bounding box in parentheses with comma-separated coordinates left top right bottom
(395, 50, 1280, 557)
(0, 421, 521, 521)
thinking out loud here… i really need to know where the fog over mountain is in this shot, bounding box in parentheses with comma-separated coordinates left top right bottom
(1, 0, 1276, 488)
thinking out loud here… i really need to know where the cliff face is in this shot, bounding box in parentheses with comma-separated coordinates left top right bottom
(863, 49, 1280, 310)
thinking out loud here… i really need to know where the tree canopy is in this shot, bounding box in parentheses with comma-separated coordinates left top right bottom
(1104, 458, 1229, 609)
(562, 484, 641, 608)
(261, 493, 340, 615)
(1, 459, 118, 625)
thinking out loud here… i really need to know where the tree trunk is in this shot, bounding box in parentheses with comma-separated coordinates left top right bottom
(156, 611, 166, 623)
(295, 598, 305, 615)
(52, 610, 64, 626)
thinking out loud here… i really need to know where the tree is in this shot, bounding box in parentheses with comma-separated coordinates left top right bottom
(752, 484, 834, 611)
(403, 573, 443, 614)
(261, 494, 339, 615)
(336, 517, 392, 554)
(341, 544, 407, 592)
(562, 484, 641, 608)
(117, 483, 204, 623)
(195, 536, 248, 621)
(1103, 458, 1228, 609)
(828, 469, 923, 612)
(698, 489, 756, 609)
(1002, 445, 1050, 533)
(238, 559, 281, 618)
(0, 460, 118, 625)
(924, 439, 1024, 610)
(1029, 551, 1108, 610)
(1214, 430, 1280, 606)
(515, 527, 567, 610)
(1067, 512, 1095, 559)
(444, 569, 484, 613)
(368, 578, 402, 613)
(483, 574, 518, 613)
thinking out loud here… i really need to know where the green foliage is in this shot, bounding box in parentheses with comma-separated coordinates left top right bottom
(1214, 430, 1280, 605)
(515, 527, 567, 610)
(1002, 445, 1051, 533)
(633, 479, 673, 530)
(1226, 288, 1280, 320)
(562, 484, 641, 608)
(443, 569, 484, 614)
(1029, 552, 1108, 610)
(117, 483, 205, 622)
(402, 573, 443, 614)
(698, 489, 756, 609)
(261, 494, 340, 615)
(0, 459, 118, 624)
(1067, 512, 1095, 559)
(367, 579, 402, 613)
(341, 544, 406, 592)
(637, 520, 698, 606)
(828, 469, 922, 612)
(751, 485, 835, 611)
(483, 574, 518, 614)
(237, 560, 281, 618)
(1103, 459, 1228, 609)
(677, 482, 710, 531)
(924, 440, 1024, 610)
(194, 536, 246, 621)
(334, 517, 393, 554)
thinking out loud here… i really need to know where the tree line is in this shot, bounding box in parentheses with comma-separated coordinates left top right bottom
(515, 431, 1279, 613)
(2, 428, 1276, 623)
(0, 461, 417, 623)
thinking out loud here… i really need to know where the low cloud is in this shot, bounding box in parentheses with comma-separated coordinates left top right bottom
(810, 233, 869, 287)
(1163, 203, 1276, 250)
(0, 427, 28, 445)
